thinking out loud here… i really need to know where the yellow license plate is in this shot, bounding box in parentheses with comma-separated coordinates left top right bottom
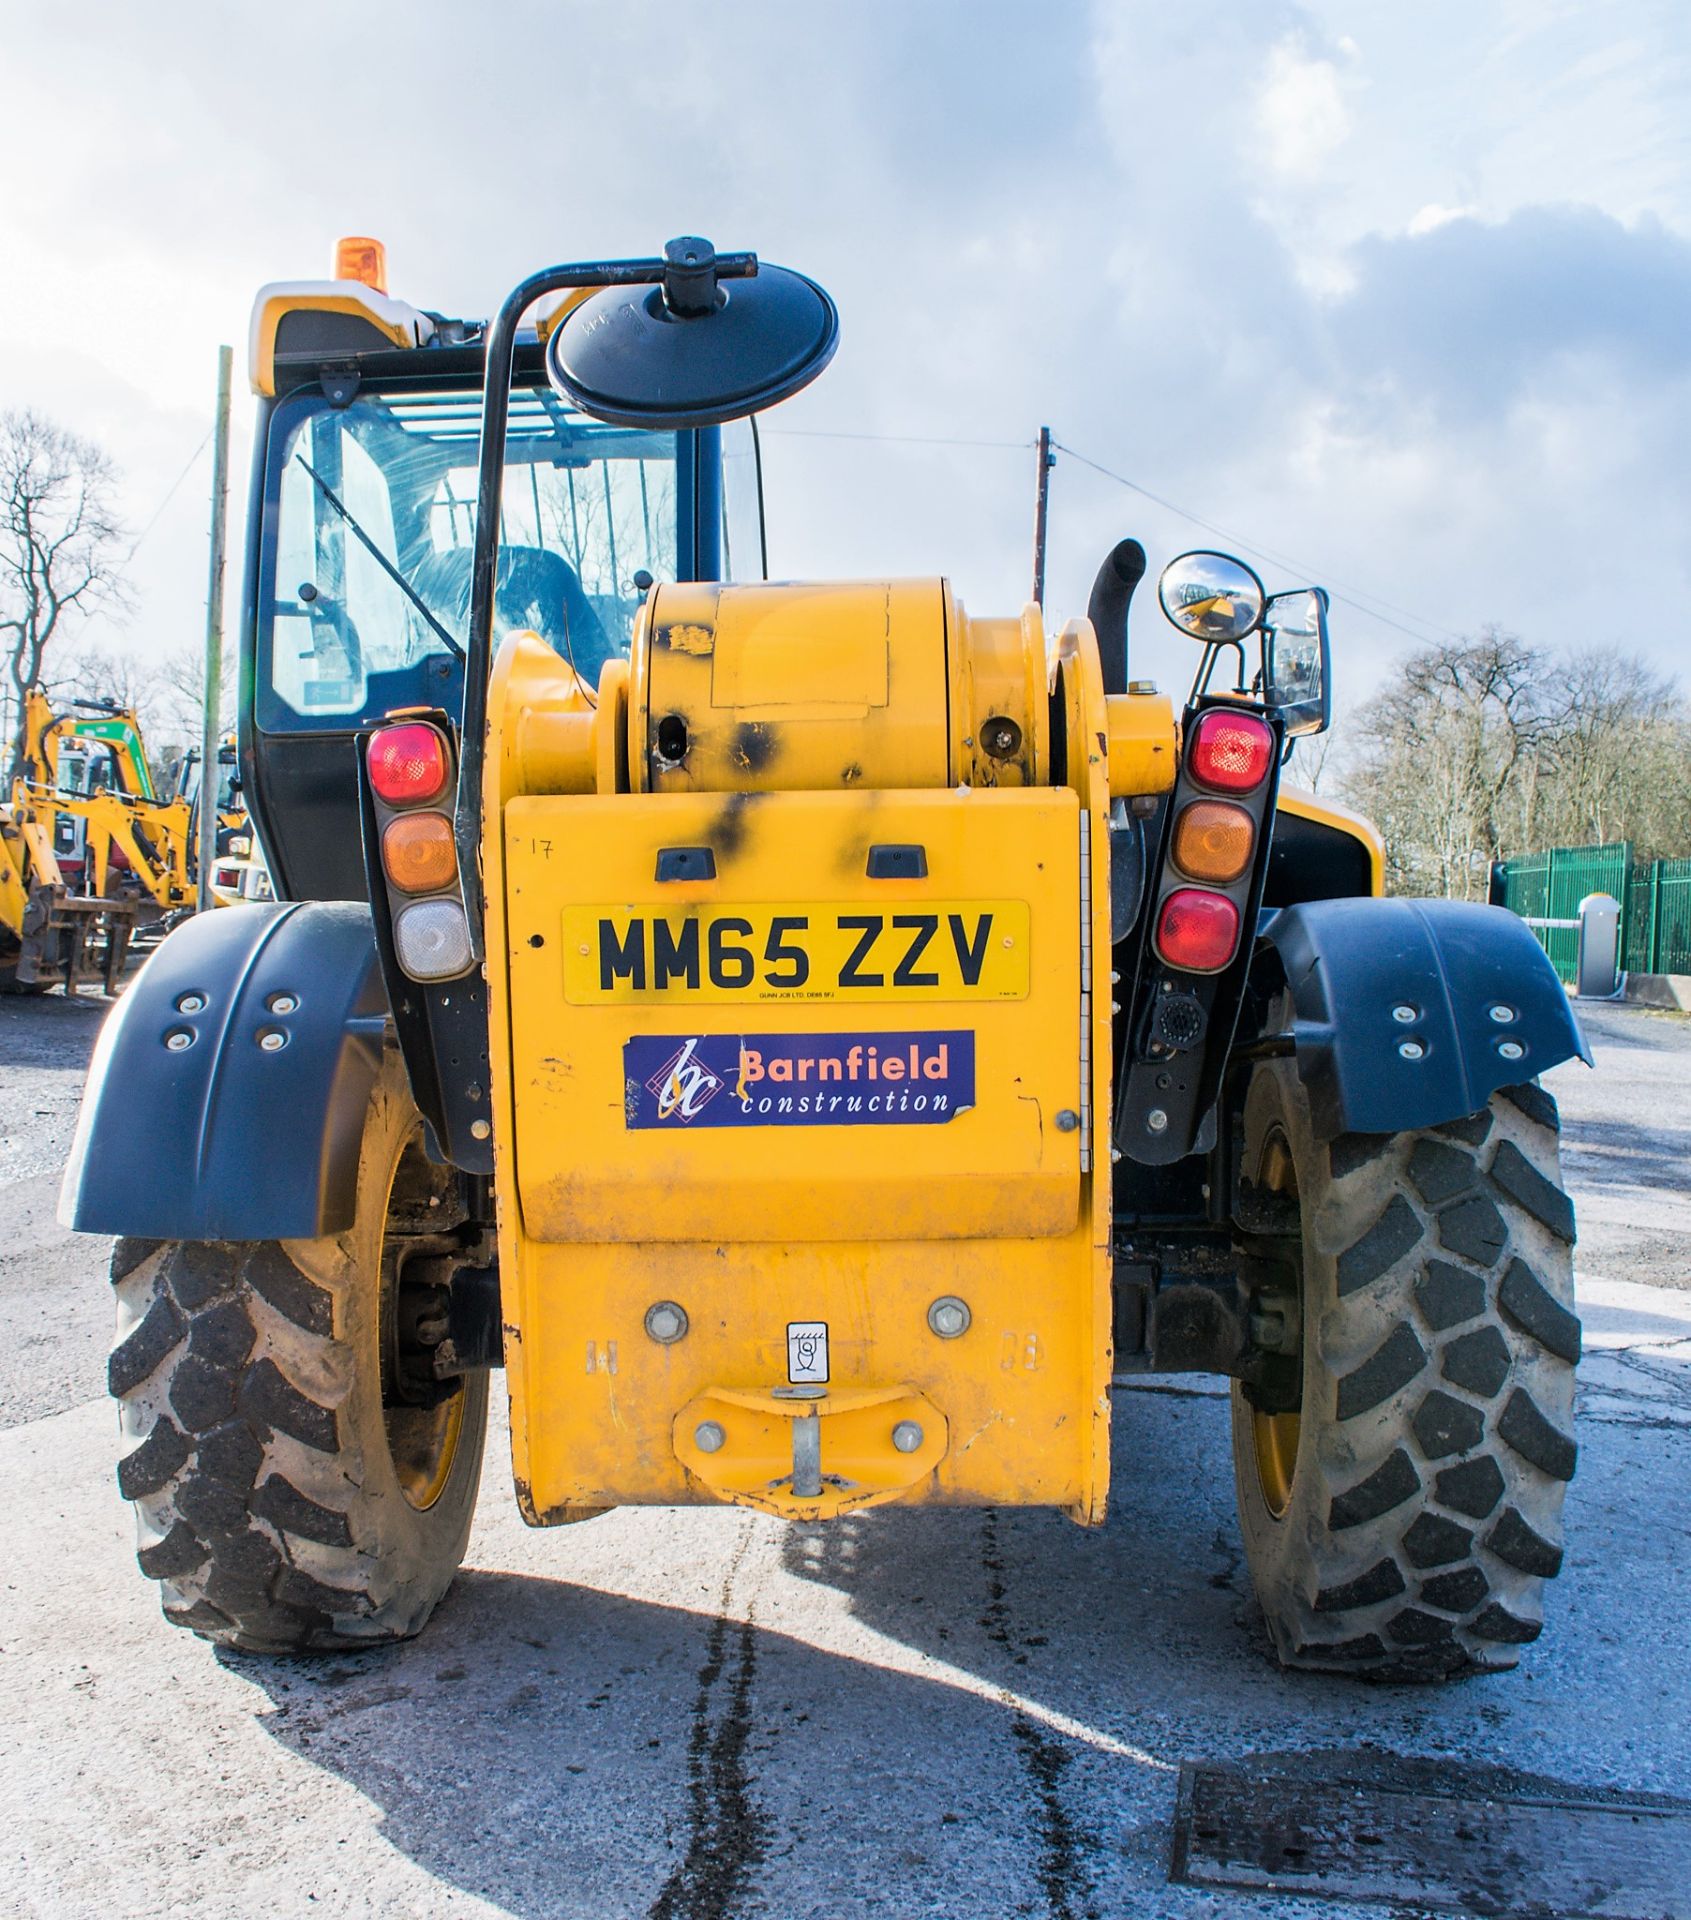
(560, 900, 1030, 1004)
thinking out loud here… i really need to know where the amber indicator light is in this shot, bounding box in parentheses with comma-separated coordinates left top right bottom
(382, 811, 457, 894)
(1172, 799, 1254, 884)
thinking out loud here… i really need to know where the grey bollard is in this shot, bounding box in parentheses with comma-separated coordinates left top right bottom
(1576, 892, 1621, 998)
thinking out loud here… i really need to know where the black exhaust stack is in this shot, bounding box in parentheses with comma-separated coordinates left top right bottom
(1087, 538, 1146, 695)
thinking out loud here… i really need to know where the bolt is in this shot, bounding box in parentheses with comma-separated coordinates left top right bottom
(470, 1118, 492, 1140)
(266, 992, 298, 1016)
(164, 1028, 193, 1052)
(1110, 1147, 1122, 1162)
(1147, 1108, 1169, 1133)
(1110, 970, 1120, 984)
(1497, 1039, 1525, 1061)
(1392, 1004, 1417, 1024)
(1055, 1109, 1079, 1133)
(928, 1296, 971, 1339)
(1489, 1004, 1516, 1024)
(1398, 1039, 1425, 1061)
(694, 1421, 726, 1454)
(175, 992, 206, 1015)
(257, 1029, 286, 1052)
(645, 1301, 689, 1345)
(891, 1420, 924, 1454)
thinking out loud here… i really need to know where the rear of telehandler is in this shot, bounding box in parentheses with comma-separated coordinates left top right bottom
(64, 238, 1589, 1679)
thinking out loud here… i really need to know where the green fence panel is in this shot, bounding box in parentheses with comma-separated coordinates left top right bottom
(1501, 843, 1691, 980)
(1652, 858, 1691, 974)
(1498, 842, 1631, 985)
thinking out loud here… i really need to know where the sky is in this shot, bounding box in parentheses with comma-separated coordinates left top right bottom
(2, 0, 1687, 724)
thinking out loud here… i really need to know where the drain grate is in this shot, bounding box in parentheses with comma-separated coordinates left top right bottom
(1171, 1752, 1691, 1918)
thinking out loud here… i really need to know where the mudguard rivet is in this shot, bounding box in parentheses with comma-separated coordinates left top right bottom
(164, 1029, 193, 1052)
(1147, 1108, 1169, 1133)
(1055, 1109, 1080, 1133)
(645, 1301, 689, 1344)
(1391, 1004, 1417, 1024)
(694, 1421, 726, 1453)
(470, 1119, 492, 1140)
(928, 1296, 971, 1339)
(892, 1421, 925, 1454)
(257, 1029, 286, 1052)
(175, 993, 206, 1015)
(1489, 1004, 1516, 1024)
(1398, 1039, 1425, 1060)
(1497, 1039, 1525, 1061)
(267, 992, 298, 1016)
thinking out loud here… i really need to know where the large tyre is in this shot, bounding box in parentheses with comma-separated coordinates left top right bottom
(1231, 1060, 1579, 1681)
(107, 1052, 489, 1653)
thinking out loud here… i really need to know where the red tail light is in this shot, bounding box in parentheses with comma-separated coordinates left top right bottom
(1189, 710, 1274, 793)
(1156, 888, 1241, 973)
(368, 723, 450, 806)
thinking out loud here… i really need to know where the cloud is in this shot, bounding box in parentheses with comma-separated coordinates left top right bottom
(1255, 38, 1354, 181)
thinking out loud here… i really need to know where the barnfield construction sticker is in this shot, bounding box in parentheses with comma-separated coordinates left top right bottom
(622, 1031, 974, 1128)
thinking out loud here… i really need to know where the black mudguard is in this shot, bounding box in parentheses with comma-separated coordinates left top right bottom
(1257, 897, 1591, 1140)
(60, 902, 389, 1241)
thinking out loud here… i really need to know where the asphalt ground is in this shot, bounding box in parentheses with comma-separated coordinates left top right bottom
(1, 994, 1687, 1920)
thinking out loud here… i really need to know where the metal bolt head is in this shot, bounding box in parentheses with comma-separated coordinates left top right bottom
(1147, 1108, 1169, 1133)
(1497, 1039, 1525, 1061)
(164, 1028, 193, 1052)
(645, 1300, 689, 1345)
(1055, 1109, 1079, 1133)
(470, 1118, 492, 1141)
(1392, 1004, 1418, 1024)
(694, 1420, 726, 1454)
(267, 992, 299, 1016)
(257, 1028, 286, 1052)
(891, 1420, 924, 1454)
(1489, 1004, 1516, 1024)
(1398, 1039, 1425, 1061)
(928, 1296, 971, 1340)
(175, 992, 206, 1015)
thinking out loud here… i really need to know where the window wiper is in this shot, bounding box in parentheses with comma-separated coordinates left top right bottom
(293, 455, 466, 661)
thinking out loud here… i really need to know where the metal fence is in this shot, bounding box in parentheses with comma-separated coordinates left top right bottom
(1497, 842, 1691, 983)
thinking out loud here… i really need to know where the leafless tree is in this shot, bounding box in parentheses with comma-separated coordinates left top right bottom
(1338, 632, 1691, 894)
(0, 410, 130, 776)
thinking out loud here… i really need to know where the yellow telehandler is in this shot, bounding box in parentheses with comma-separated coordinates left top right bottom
(64, 237, 1587, 1681)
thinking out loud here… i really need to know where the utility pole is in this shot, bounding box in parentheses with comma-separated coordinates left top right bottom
(1030, 425, 1055, 607)
(197, 345, 233, 913)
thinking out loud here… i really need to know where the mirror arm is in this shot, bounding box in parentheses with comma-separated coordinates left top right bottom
(450, 253, 757, 953)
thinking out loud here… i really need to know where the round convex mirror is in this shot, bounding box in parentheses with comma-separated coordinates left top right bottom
(546, 237, 839, 430)
(1157, 551, 1267, 642)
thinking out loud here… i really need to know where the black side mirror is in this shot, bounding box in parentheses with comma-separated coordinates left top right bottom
(1261, 587, 1331, 737)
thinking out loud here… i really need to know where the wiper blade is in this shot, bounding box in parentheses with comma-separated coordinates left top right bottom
(293, 455, 466, 661)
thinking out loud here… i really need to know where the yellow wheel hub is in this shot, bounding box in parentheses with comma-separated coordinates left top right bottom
(1249, 1126, 1302, 1520)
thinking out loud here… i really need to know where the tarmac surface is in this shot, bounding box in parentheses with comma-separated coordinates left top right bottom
(1, 992, 1688, 1920)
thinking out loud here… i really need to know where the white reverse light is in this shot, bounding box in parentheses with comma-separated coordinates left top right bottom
(394, 897, 473, 980)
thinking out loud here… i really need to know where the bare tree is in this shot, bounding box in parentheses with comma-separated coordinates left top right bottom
(0, 410, 129, 776)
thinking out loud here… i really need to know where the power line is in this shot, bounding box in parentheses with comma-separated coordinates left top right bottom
(757, 419, 1464, 649)
(1053, 441, 1462, 649)
(761, 426, 1032, 450)
(121, 430, 213, 569)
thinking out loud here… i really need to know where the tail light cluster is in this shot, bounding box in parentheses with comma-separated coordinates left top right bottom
(1154, 708, 1276, 976)
(366, 721, 473, 982)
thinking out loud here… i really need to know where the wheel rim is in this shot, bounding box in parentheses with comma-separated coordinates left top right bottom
(385, 1389, 466, 1512)
(379, 1129, 469, 1513)
(1250, 1126, 1302, 1521)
